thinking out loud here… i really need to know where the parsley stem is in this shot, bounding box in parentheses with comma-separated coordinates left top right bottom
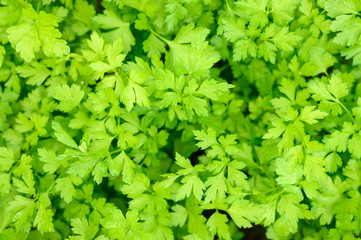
(43, 172, 66, 196)
(186, 72, 192, 84)
(110, 148, 123, 155)
(36, 0, 42, 12)
(119, 69, 129, 81)
(219, 64, 229, 73)
(225, 0, 231, 10)
(254, 186, 280, 195)
(251, 161, 273, 179)
(150, 29, 169, 44)
(337, 100, 358, 126)
(68, 42, 81, 47)
(225, 0, 234, 15)
(8, 158, 22, 176)
(259, 166, 273, 179)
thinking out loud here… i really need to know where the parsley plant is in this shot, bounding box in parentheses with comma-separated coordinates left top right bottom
(1, 0, 361, 239)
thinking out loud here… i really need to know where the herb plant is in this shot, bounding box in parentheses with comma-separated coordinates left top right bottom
(1, 0, 361, 239)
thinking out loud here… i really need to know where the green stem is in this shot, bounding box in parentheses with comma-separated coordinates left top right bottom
(36, 0, 42, 12)
(225, 0, 231, 10)
(119, 69, 130, 81)
(8, 159, 21, 176)
(219, 64, 229, 73)
(186, 72, 192, 84)
(68, 42, 81, 47)
(253, 186, 280, 195)
(250, 161, 273, 179)
(337, 100, 358, 126)
(259, 165, 273, 179)
(150, 29, 169, 44)
(43, 171, 65, 196)
(110, 148, 123, 155)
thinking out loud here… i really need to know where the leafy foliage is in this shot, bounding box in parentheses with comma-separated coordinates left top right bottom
(1, 0, 361, 239)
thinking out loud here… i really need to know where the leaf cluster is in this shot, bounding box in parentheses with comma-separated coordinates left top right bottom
(1, 0, 361, 240)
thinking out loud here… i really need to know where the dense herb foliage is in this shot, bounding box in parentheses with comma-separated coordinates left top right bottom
(1, 0, 361, 239)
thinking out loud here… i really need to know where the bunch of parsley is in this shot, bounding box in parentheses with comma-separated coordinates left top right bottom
(1, 0, 361, 239)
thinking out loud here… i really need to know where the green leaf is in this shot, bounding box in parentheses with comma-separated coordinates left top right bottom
(0, 173, 11, 194)
(193, 128, 217, 150)
(83, 31, 105, 61)
(16, 62, 51, 86)
(348, 132, 361, 158)
(13, 170, 36, 195)
(227, 160, 249, 189)
(121, 173, 150, 198)
(167, 24, 220, 76)
(196, 79, 233, 101)
(324, 122, 355, 152)
(308, 81, 334, 101)
(258, 41, 277, 63)
(33, 193, 54, 234)
(277, 193, 305, 232)
(12, 154, 32, 178)
(341, 44, 361, 65)
(0, 45, 5, 68)
(183, 95, 208, 117)
(299, 106, 328, 124)
(327, 74, 349, 100)
(7, 195, 36, 232)
(324, 0, 359, 18)
(308, 48, 336, 76)
(55, 175, 83, 203)
(38, 148, 60, 174)
(325, 0, 361, 46)
(70, 218, 99, 240)
(325, 152, 342, 173)
(113, 151, 135, 184)
(343, 159, 361, 187)
(92, 161, 108, 184)
(272, 27, 302, 52)
(52, 121, 78, 148)
(105, 38, 126, 68)
(120, 71, 149, 111)
(93, 10, 135, 53)
(164, 0, 188, 30)
(143, 33, 166, 58)
(0, 147, 15, 172)
(71, 0, 96, 36)
(233, 39, 258, 61)
(304, 155, 327, 181)
(204, 173, 227, 203)
(53, 84, 84, 112)
(175, 154, 194, 174)
(219, 18, 246, 43)
(260, 200, 277, 226)
(207, 212, 231, 240)
(100, 208, 126, 239)
(279, 78, 296, 101)
(89, 61, 113, 74)
(7, 21, 40, 62)
(275, 158, 303, 185)
(237, 0, 269, 28)
(170, 205, 188, 227)
(176, 175, 205, 202)
(263, 120, 286, 139)
(227, 200, 259, 228)
(37, 11, 70, 58)
(7, 8, 69, 62)
(15, 113, 33, 133)
(271, 0, 300, 24)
